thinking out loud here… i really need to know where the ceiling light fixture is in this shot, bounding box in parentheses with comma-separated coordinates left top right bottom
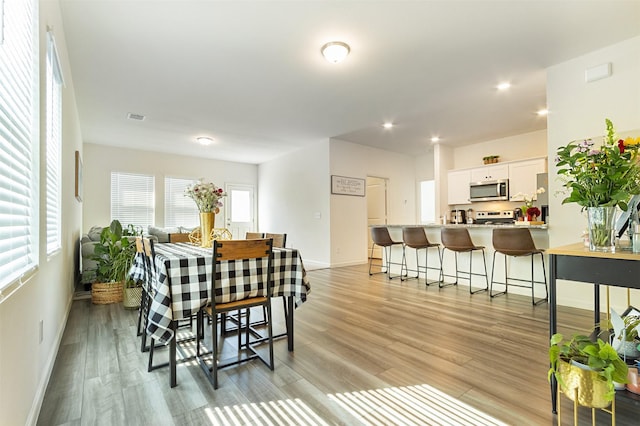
(383, 122, 393, 129)
(321, 41, 350, 63)
(431, 136, 440, 143)
(537, 109, 549, 116)
(196, 136, 214, 146)
(497, 82, 511, 91)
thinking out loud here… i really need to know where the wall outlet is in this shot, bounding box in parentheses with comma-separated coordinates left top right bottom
(39, 320, 43, 344)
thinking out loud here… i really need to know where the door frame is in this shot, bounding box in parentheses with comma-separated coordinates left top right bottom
(224, 183, 257, 239)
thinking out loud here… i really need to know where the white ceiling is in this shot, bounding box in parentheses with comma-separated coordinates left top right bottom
(59, 1, 640, 164)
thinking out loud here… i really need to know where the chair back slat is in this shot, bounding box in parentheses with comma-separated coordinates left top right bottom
(265, 233, 286, 248)
(214, 239, 273, 261)
(245, 232, 264, 239)
(168, 233, 190, 243)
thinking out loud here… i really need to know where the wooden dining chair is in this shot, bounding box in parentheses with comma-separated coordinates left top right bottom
(265, 233, 286, 248)
(196, 238, 275, 389)
(245, 232, 264, 239)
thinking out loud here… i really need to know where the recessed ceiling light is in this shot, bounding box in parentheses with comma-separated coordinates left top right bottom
(431, 136, 440, 143)
(537, 109, 549, 116)
(383, 122, 393, 129)
(496, 82, 511, 91)
(196, 136, 214, 146)
(321, 41, 350, 63)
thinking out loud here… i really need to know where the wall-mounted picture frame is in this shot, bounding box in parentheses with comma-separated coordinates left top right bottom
(75, 150, 83, 202)
(331, 175, 365, 197)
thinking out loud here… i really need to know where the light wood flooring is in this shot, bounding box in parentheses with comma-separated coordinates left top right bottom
(38, 264, 640, 425)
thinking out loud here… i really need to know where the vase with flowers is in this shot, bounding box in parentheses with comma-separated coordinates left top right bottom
(556, 119, 640, 251)
(185, 179, 227, 247)
(515, 187, 545, 221)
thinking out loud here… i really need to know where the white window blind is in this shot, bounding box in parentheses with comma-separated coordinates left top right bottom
(111, 172, 155, 228)
(45, 31, 63, 254)
(0, 0, 39, 291)
(165, 177, 198, 228)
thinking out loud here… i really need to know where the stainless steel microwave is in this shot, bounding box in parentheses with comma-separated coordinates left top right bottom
(469, 179, 509, 202)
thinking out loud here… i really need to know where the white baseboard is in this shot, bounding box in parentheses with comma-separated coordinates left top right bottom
(26, 293, 73, 426)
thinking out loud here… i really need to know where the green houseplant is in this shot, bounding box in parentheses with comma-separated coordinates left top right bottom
(91, 220, 137, 305)
(549, 333, 628, 408)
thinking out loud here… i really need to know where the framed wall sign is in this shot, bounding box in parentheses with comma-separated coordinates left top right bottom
(331, 175, 365, 197)
(75, 150, 83, 202)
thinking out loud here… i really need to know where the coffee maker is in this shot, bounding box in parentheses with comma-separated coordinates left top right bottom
(450, 209, 466, 224)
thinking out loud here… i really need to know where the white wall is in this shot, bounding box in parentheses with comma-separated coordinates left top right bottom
(258, 141, 330, 269)
(0, 2, 83, 424)
(329, 139, 417, 266)
(547, 35, 640, 310)
(452, 129, 547, 170)
(83, 144, 257, 232)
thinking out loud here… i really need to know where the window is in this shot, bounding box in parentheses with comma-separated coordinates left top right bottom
(111, 172, 155, 228)
(0, 0, 39, 292)
(165, 177, 198, 228)
(420, 180, 436, 224)
(46, 31, 63, 254)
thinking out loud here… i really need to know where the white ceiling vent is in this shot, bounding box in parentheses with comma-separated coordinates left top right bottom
(127, 112, 146, 121)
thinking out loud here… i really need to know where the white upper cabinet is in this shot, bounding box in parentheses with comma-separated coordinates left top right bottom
(508, 158, 547, 202)
(447, 169, 471, 205)
(470, 164, 509, 182)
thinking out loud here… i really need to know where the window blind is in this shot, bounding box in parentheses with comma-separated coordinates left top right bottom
(165, 177, 198, 228)
(111, 172, 155, 228)
(45, 31, 62, 254)
(0, 0, 38, 291)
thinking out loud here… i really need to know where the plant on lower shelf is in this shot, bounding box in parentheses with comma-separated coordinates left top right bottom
(549, 333, 628, 407)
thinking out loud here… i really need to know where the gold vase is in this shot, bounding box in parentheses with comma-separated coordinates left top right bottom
(200, 212, 215, 248)
(557, 359, 611, 408)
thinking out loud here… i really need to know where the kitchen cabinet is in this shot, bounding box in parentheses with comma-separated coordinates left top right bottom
(447, 169, 471, 205)
(509, 158, 547, 201)
(470, 164, 509, 182)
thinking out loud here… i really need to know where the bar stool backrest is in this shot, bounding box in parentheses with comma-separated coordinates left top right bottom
(371, 227, 396, 247)
(441, 228, 475, 252)
(492, 228, 539, 256)
(402, 227, 431, 248)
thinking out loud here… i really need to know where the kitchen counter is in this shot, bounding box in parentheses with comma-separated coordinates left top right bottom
(384, 223, 548, 230)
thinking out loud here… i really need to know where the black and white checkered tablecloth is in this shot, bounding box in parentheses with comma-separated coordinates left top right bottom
(129, 243, 310, 344)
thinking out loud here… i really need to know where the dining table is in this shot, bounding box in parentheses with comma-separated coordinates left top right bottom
(129, 241, 311, 387)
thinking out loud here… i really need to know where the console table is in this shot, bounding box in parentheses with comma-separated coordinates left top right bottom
(548, 242, 640, 413)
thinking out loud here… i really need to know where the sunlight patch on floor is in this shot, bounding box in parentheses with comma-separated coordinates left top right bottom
(204, 399, 331, 426)
(328, 383, 509, 426)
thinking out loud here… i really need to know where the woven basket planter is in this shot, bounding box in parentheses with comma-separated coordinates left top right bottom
(92, 281, 124, 305)
(122, 286, 142, 309)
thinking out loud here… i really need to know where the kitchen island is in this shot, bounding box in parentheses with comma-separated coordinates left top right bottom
(381, 224, 549, 299)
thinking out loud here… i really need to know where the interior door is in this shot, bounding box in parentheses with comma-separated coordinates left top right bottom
(367, 176, 388, 259)
(224, 184, 255, 239)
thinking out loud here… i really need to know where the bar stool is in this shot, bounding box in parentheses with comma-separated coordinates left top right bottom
(401, 227, 442, 286)
(490, 228, 548, 306)
(440, 228, 488, 294)
(369, 226, 403, 278)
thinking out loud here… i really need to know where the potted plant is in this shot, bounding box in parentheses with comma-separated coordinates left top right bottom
(91, 220, 137, 305)
(549, 333, 628, 408)
(610, 311, 640, 359)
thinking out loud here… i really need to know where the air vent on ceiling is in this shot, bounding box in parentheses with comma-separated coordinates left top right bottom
(127, 112, 146, 121)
